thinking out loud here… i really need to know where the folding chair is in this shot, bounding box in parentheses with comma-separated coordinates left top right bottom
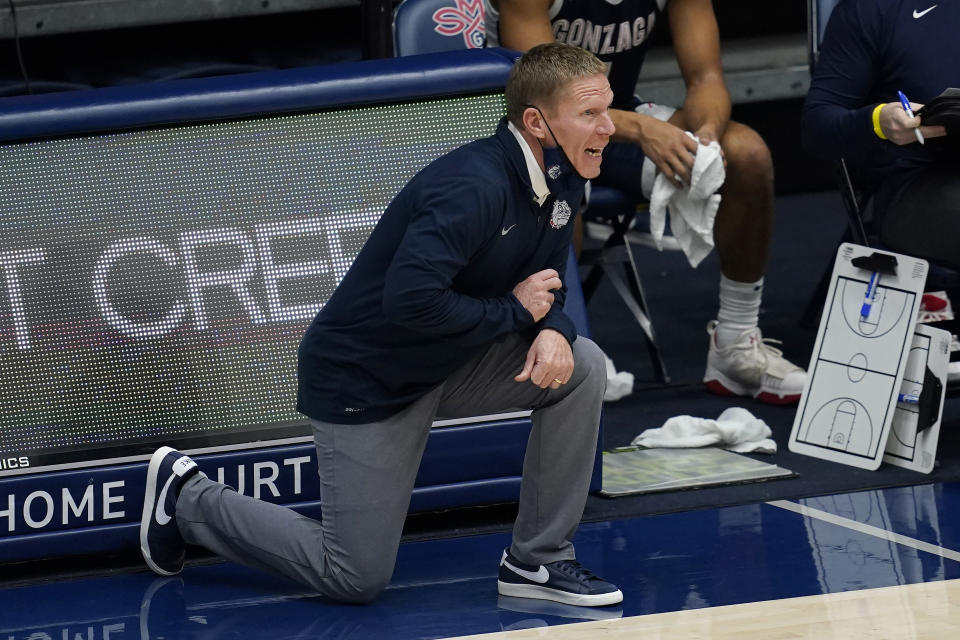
(578, 187, 671, 383)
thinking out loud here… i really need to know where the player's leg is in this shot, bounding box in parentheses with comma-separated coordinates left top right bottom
(656, 109, 805, 404)
(593, 105, 804, 403)
(708, 120, 775, 282)
(702, 119, 805, 404)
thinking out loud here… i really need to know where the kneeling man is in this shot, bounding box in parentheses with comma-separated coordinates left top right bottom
(139, 42, 622, 607)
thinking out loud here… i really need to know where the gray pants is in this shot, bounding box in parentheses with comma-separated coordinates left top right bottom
(176, 332, 606, 603)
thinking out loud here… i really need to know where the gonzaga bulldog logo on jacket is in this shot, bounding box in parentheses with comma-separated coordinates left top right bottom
(550, 199, 572, 229)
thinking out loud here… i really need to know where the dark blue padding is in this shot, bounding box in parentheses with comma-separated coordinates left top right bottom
(563, 244, 591, 339)
(415, 420, 529, 487)
(0, 421, 531, 563)
(0, 477, 526, 563)
(0, 48, 519, 143)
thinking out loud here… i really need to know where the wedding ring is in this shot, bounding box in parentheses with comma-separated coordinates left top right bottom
(553, 378, 564, 385)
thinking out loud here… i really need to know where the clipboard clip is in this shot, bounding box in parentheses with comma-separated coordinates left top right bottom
(916, 367, 944, 433)
(852, 252, 898, 319)
(851, 252, 898, 275)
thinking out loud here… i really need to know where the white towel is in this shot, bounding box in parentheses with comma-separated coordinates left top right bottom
(630, 407, 776, 454)
(603, 353, 635, 402)
(643, 133, 725, 268)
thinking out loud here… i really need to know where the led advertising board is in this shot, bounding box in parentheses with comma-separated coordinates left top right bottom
(0, 92, 507, 477)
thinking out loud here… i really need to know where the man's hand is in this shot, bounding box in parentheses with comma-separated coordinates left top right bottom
(879, 102, 947, 145)
(630, 113, 698, 186)
(514, 329, 574, 389)
(693, 126, 726, 168)
(512, 269, 562, 322)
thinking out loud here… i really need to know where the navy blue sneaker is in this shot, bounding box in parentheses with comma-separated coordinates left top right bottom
(140, 447, 199, 576)
(497, 548, 623, 607)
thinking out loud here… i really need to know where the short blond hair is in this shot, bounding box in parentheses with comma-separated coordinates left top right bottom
(505, 42, 606, 128)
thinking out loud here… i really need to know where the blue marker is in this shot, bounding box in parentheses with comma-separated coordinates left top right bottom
(897, 393, 920, 404)
(860, 271, 879, 319)
(897, 90, 925, 145)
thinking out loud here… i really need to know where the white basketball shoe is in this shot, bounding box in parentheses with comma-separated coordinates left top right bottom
(703, 320, 806, 405)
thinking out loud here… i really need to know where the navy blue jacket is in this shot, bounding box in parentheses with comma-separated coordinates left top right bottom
(296, 118, 581, 424)
(802, 0, 960, 187)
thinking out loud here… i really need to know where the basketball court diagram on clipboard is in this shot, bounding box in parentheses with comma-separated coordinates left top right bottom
(884, 323, 951, 474)
(789, 244, 928, 470)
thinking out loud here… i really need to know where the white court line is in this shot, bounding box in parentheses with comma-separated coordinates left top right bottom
(768, 499, 960, 562)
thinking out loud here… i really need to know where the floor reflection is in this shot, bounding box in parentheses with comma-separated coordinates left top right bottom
(3, 483, 960, 640)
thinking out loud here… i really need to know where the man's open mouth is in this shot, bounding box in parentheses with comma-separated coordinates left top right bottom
(586, 148, 602, 157)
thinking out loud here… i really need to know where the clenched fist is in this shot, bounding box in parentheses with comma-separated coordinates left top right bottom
(512, 269, 562, 322)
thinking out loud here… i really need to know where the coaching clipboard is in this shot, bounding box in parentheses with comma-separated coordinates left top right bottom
(789, 243, 928, 470)
(883, 323, 951, 474)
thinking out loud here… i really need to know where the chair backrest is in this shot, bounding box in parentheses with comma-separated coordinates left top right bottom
(808, 0, 842, 71)
(393, 0, 487, 56)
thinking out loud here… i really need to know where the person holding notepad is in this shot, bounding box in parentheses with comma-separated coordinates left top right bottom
(802, 0, 957, 269)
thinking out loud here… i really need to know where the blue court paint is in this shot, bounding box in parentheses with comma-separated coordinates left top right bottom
(794, 484, 960, 553)
(2, 483, 960, 640)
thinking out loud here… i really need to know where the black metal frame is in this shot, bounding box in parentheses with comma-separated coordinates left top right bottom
(579, 201, 670, 384)
(362, 0, 394, 59)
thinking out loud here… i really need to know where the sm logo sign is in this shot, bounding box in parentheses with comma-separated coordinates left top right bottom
(432, 0, 485, 49)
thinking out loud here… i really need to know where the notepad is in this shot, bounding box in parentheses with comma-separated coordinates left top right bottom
(918, 88, 960, 134)
(600, 447, 793, 497)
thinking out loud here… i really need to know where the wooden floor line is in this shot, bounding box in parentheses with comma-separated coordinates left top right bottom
(767, 499, 960, 562)
(450, 579, 960, 639)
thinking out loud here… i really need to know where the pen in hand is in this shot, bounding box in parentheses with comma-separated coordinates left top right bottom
(897, 90, 925, 145)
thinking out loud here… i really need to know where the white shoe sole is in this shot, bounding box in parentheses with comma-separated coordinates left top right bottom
(703, 363, 757, 396)
(497, 580, 624, 607)
(704, 364, 801, 405)
(140, 446, 179, 576)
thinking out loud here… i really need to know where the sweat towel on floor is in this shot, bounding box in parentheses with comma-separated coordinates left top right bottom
(631, 407, 776, 454)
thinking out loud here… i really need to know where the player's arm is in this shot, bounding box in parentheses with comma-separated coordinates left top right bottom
(495, 0, 697, 184)
(667, 0, 731, 145)
(494, 0, 555, 51)
(801, 0, 944, 161)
